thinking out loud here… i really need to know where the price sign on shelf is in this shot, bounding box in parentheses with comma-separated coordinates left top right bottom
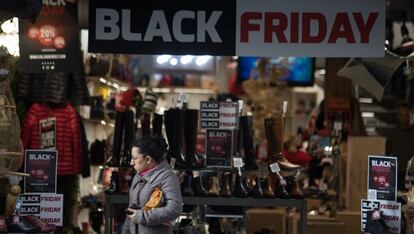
(233, 157, 244, 168)
(269, 163, 281, 173)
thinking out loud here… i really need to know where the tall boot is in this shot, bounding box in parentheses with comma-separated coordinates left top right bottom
(207, 176, 220, 197)
(106, 111, 124, 167)
(275, 175, 290, 199)
(263, 176, 276, 198)
(234, 172, 249, 198)
(192, 176, 207, 197)
(141, 113, 151, 137)
(285, 176, 304, 199)
(152, 113, 163, 136)
(184, 109, 203, 167)
(220, 172, 232, 197)
(120, 110, 134, 167)
(240, 116, 259, 170)
(105, 171, 119, 194)
(164, 109, 188, 168)
(251, 177, 265, 198)
(181, 171, 195, 196)
(264, 117, 300, 171)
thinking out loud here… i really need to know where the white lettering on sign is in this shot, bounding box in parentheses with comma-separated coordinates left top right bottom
(21, 206, 40, 214)
(42, 0, 66, 6)
(40, 218, 61, 223)
(21, 196, 40, 203)
(209, 131, 228, 137)
(201, 121, 219, 128)
(41, 207, 61, 212)
(96, 9, 223, 42)
(372, 160, 391, 167)
(41, 196, 62, 202)
(29, 154, 51, 160)
(201, 102, 219, 109)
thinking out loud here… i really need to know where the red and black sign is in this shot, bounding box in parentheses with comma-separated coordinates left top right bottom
(368, 156, 397, 202)
(24, 150, 58, 194)
(205, 130, 233, 168)
(19, 0, 81, 73)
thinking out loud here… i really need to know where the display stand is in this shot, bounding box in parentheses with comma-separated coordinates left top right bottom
(104, 195, 307, 234)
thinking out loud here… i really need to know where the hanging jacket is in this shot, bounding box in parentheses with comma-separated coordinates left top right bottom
(18, 72, 89, 105)
(21, 102, 82, 175)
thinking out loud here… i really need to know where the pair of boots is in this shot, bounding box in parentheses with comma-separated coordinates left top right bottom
(106, 110, 135, 167)
(140, 112, 164, 137)
(207, 172, 250, 198)
(164, 108, 203, 168)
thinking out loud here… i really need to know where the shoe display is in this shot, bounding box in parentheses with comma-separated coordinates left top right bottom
(263, 176, 276, 198)
(275, 176, 290, 199)
(182, 171, 195, 196)
(25, 215, 56, 233)
(105, 171, 119, 194)
(240, 115, 259, 170)
(184, 109, 204, 167)
(250, 177, 265, 198)
(207, 176, 220, 196)
(365, 210, 391, 234)
(192, 176, 207, 197)
(220, 172, 233, 197)
(285, 176, 303, 199)
(152, 113, 163, 135)
(234, 172, 249, 198)
(8, 216, 41, 233)
(141, 113, 151, 137)
(164, 108, 189, 168)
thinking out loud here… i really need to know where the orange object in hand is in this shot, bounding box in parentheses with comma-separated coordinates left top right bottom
(143, 187, 163, 211)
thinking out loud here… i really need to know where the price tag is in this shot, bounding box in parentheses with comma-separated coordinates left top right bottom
(233, 157, 244, 168)
(319, 182, 328, 191)
(178, 93, 189, 103)
(269, 163, 281, 173)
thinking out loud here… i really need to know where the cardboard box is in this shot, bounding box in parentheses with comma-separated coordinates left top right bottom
(346, 136, 385, 211)
(289, 213, 347, 234)
(245, 208, 286, 234)
(336, 211, 361, 234)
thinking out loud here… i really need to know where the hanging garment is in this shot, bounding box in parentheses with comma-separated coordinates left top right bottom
(21, 102, 82, 175)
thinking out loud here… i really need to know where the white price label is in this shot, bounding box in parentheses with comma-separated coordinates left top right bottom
(233, 157, 244, 168)
(269, 163, 281, 173)
(178, 93, 189, 103)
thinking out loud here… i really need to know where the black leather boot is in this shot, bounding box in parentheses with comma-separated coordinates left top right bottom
(120, 110, 134, 167)
(240, 116, 259, 170)
(105, 171, 119, 194)
(192, 176, 207, 197)
(275, 175, 290, 199)
(234, 172, 249, 198)
(106, 111, 124, 167)
(164, 109, 189, 168)
(141, 113, 151, 137)
(184, 109, 203, 167)
(181, 171, 195, 196)
(220, 172, 233, 197)
(152, 113, 163, 135)
(251, 177, 265, 198)
(285, 176, 303, 199)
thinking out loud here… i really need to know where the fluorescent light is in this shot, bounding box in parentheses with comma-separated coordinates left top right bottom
(156, 55, 172, 64)
(170, 57, 178, 66)
(359, 98, 373, 103)
(100, 120, 106, 125)
(195, 55, 211, 66)
(99, 77, 107, 84)
(180, 55, 194, 65)
(362, 112, 375, 118)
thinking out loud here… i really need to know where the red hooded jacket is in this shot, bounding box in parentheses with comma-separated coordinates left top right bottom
(21, 102, 81, 175)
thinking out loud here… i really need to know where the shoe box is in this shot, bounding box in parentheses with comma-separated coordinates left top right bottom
(289, 213, 348, 234)
(245, 208, 287, 234)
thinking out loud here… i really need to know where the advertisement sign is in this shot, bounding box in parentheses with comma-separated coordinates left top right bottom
(88, 0, 385, 57)
(19, 0, 81, 72)
(205, 130, 233, 168)
(20, 194, 64, 226)
(24, 150, 58, 194)
(200, 101, 238, 130)
(361, 199, 401, 233)
(368, 156, 397, 201)
(39, 118, 56, 149)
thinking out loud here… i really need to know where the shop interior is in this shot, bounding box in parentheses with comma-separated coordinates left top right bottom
(1, 0, 414, 234)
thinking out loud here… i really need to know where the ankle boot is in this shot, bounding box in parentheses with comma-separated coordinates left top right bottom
(285, 176, 304, 199)
(193, 176, 207, 197)
(184, 109, 204, 167)
(207, 176, 220, 196)
(264, 117, 300, 171)
(275, 175, 290, 199)
(263, 176, 276, 198)
(220, 172, 232, 197)
(240, 116, 259, 170)
(365, 210, 390, 234)
(164, 108, 189, 168)
(251, 177, 265, 198)
(234, 172, 249, 198)
(181, 172, 195, 196)
(141, 113, 151, 137)
(152, 113, 163, 135)
(120, 110, 134, 167)
(105, 171, 119, 194)
(107, 112, 124, 167)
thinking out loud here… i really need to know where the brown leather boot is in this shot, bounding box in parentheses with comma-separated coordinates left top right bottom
(285, 176, 304, 199)
(207, 176, 220, 196)
(263, 176, 276, 198)
(264, 117, 300, 171)
(220, 172, 232, 197)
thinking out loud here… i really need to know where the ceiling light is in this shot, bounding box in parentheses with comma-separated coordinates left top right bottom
(170, 57, 178, 66)
(156, 55, 172, 64)
(195, 55, 211, 66)
(180, 55, 194, 65)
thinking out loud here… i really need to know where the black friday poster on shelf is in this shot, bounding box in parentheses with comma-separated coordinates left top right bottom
(19, 0, 81, 73)
(24, 150, 57, 194)
(367, 155, 397, 202)
(39, 117, 56, 149)
(205, 129, 232, 168)
(361, 199, 401, 233)
(19, 194, 64, 226)
(200, 101, 238, 130)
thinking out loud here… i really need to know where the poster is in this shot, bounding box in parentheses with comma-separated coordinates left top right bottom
(39, 117, 56, 149)
(368, 156, 397, 201)
(361, 199, 401, 233)
(19, 0, 81, 73)
(205, 130, 233, 167)
(24, 150, 58, 194)
(200, 101, 239, 130)
(20, 194, 64, 226)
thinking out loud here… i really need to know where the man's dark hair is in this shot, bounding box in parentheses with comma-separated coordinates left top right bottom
(133, 134, 168, 162)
